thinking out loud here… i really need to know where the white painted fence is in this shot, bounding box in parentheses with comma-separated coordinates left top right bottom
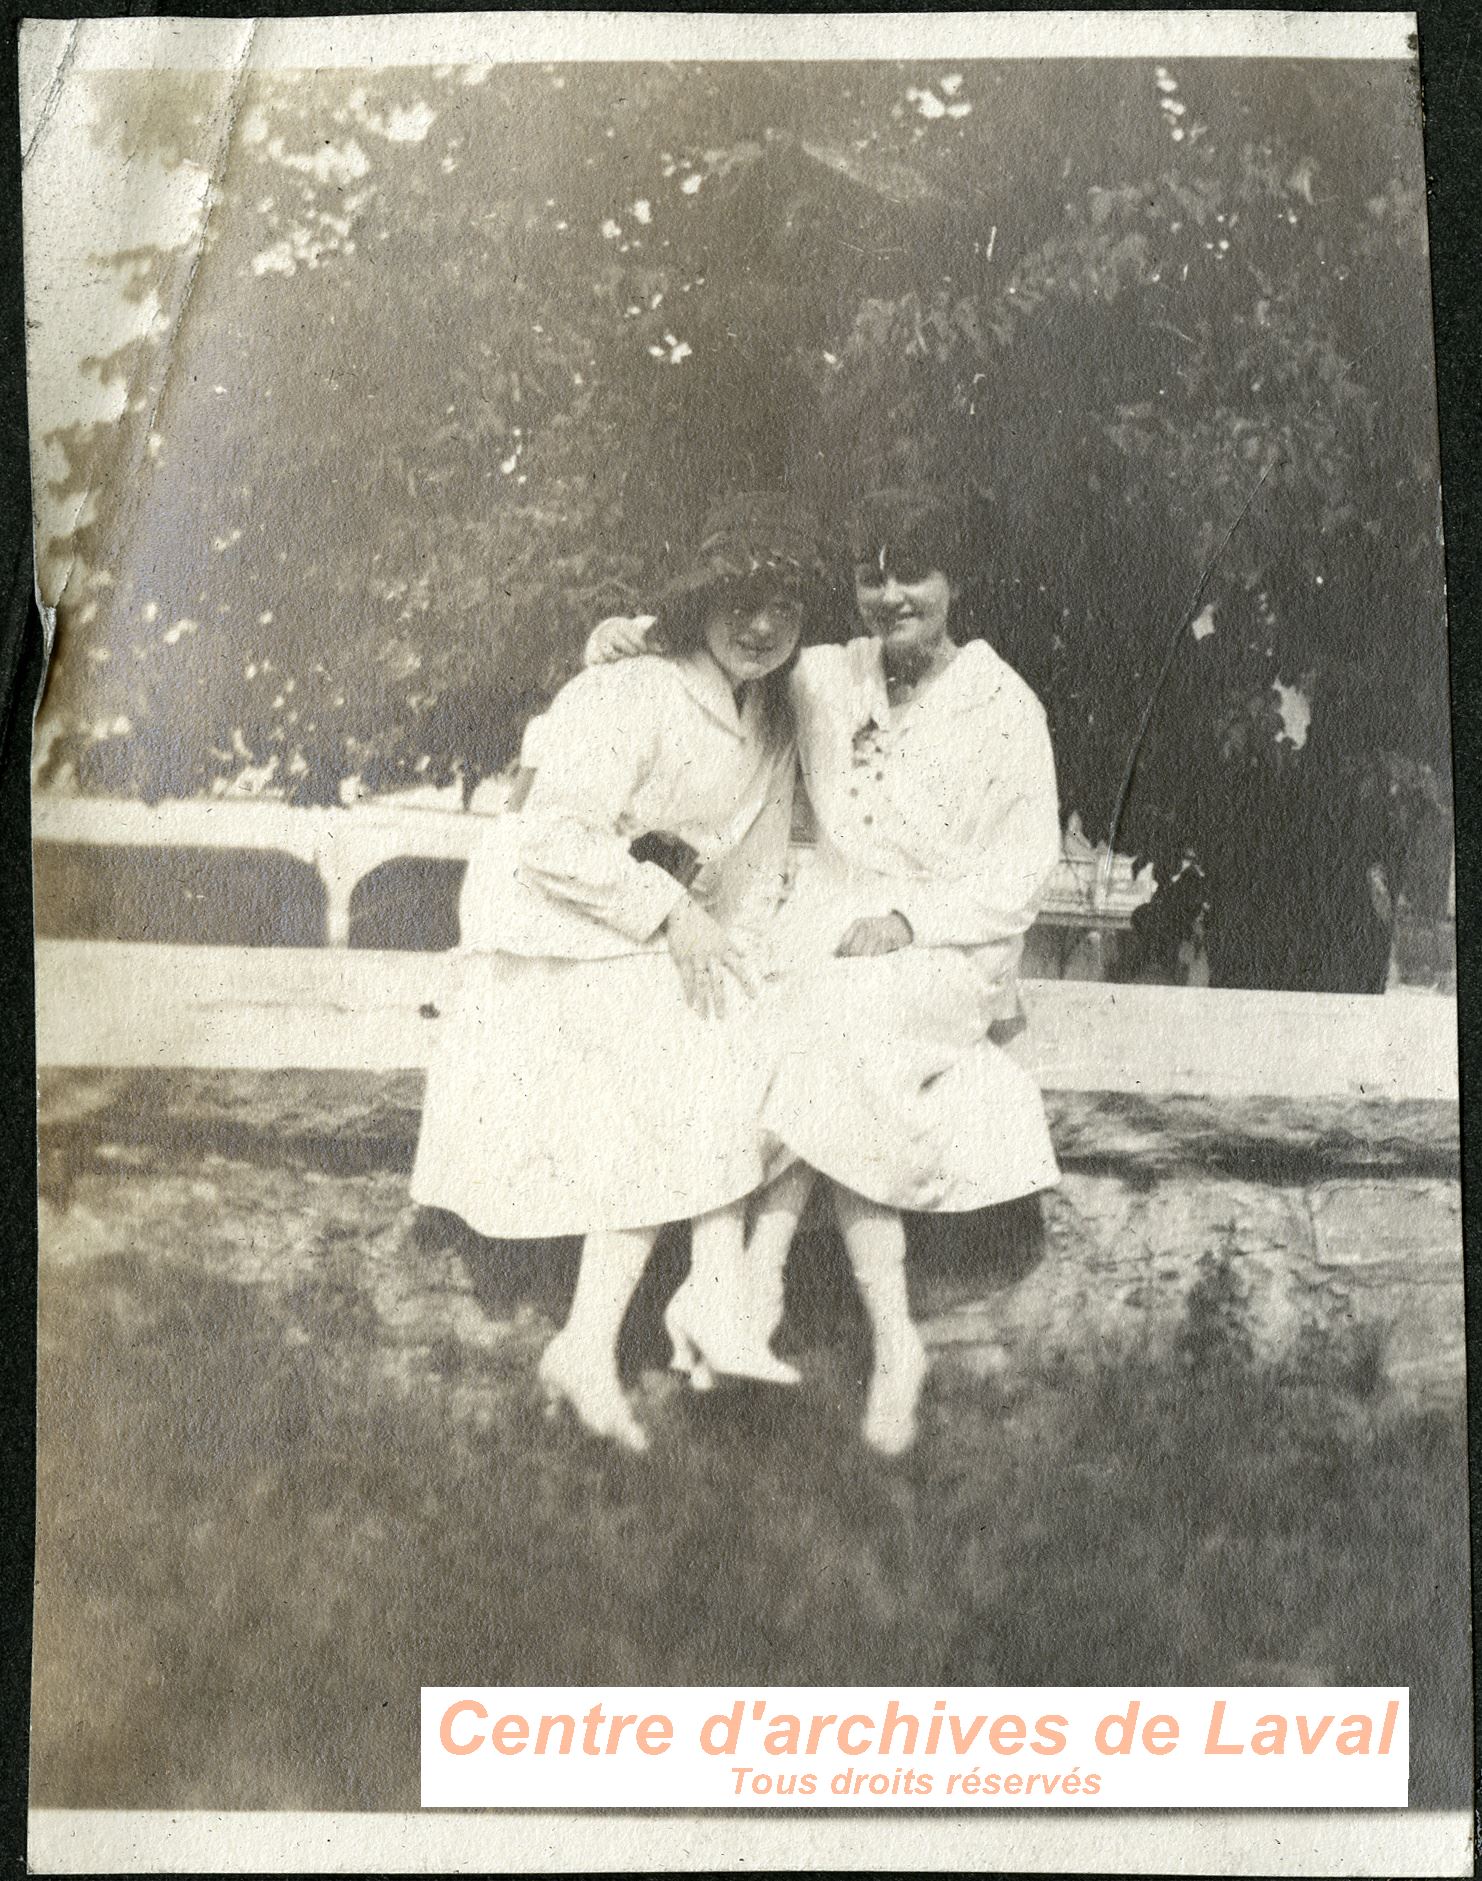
(31, 792, 1458, 1098)
(32, 938, 1456, 1101)
(30, 791, 1155, 948)
(33, 793, 492, 947)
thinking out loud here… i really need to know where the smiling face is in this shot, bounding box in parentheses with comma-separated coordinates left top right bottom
(853, 556, 957, 673)
(700, 584, 806, 685)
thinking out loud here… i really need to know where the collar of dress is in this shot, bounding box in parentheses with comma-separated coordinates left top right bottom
(672, 649, 757, 737)
(860, 636, 1003, 736)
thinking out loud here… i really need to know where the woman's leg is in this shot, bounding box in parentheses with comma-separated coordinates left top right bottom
(540, 1227, 658, 1452)
(744, 1162, 817, 1340)
(668, 1195, 801, 1386)
(831, 1184, 928, 1456)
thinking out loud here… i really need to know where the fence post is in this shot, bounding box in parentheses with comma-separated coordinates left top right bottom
(316, 851, 361, 948)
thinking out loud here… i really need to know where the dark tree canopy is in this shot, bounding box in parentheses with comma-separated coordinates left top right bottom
(36, 58, 1450, 987)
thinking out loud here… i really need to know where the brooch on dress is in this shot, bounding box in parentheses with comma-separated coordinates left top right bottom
(851, 720, 888, 767)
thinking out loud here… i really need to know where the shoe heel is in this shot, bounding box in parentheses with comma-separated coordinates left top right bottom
(537, 1353, 569, 1422)
(537, 1343, 650, 1454)
(665, 1312, 716, 1392)
(665, 1294, 799, 1389)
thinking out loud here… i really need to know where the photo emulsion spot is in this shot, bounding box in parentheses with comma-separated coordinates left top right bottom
(21, 12, 1470, 1875)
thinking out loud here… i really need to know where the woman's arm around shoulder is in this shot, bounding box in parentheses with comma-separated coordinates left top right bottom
(583, 614, 662, 666)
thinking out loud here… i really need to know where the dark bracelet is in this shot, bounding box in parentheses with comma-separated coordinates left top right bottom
(630, 830, 703, 888)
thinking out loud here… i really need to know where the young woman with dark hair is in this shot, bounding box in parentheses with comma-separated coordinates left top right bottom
(411, 495, 827, 1451)
(589, 485, 1062, 1455)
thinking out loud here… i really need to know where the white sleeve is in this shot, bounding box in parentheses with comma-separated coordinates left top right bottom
(517, 713, 549, 770)
(893, 700, 1062, 951)
(515, 667, 689, 942)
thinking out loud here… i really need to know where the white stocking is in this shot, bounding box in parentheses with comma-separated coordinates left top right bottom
(685, 1202, 748, 1324)
(831, 1185, 926, 1454)
(743, 1163, 816, 1339)
(669, 1199, 800, 1385)
(558, 1226, 660, 1383)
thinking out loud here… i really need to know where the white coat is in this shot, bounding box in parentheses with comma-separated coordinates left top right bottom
(762, 636, 1063, 1211)
(410, 652, 795, 1239)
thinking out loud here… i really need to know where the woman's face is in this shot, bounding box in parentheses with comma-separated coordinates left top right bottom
(853, 557, 956, 669)
(701, 589, 805, 685)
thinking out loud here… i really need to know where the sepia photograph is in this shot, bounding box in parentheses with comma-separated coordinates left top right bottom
(21, 11, 1469, 1873)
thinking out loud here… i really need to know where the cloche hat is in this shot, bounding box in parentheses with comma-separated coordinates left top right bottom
(658, 491, 829, 607)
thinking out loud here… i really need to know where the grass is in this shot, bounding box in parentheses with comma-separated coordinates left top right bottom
(31, 1211, 1472, 1813)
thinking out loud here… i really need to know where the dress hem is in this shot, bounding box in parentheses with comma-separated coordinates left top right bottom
(759, 1136, 1061, 1214)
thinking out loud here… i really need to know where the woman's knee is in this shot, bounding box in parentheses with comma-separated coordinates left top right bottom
(830, 1185, 906, 1263)
(582, 1225, 661, 1270)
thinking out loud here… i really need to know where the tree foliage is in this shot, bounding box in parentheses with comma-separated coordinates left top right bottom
(36, 58, 1449, 985)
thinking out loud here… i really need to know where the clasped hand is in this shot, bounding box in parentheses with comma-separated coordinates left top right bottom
(835, 913, 914, 958)
(665, 895, 761, 1019)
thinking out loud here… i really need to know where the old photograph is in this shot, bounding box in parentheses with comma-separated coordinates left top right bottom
(22, 11, 1468, 1874)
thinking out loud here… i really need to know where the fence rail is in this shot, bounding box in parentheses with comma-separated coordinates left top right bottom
(31, 790, 1156, 948)
(34, 936, 1458, 1100)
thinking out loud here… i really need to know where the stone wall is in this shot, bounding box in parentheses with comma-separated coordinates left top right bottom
(921, 1092, 1462, 1413)
(37, 1072, 1463, 1415)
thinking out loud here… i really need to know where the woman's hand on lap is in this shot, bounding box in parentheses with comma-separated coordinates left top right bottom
(665, 896, 760, 1018)
(835, 913, 914, 958)
(585, 615, 660, 665)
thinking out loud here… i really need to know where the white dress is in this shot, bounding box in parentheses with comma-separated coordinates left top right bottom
(760, 636, 1062, 1211)
(410, 654, 795, 1239)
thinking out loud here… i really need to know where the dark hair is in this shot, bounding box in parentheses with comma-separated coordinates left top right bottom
(846, 486, 976, 588)
(658, 570, 821, 746)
